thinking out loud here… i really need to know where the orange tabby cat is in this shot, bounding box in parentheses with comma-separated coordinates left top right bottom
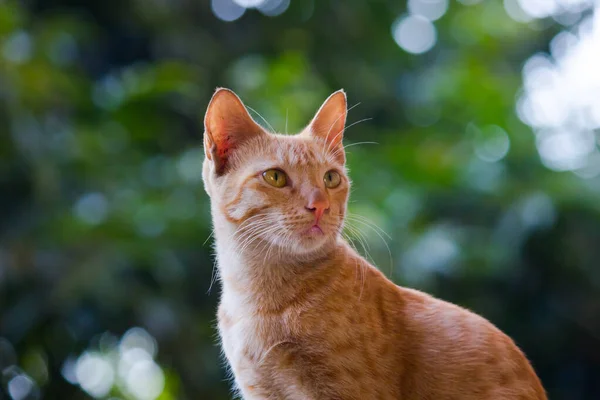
(202, 88, 547, 400)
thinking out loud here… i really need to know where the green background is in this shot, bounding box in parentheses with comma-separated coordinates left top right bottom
(1, 0, 599, 399)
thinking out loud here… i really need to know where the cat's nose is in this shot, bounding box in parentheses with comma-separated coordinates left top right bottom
(305, 192, 330, 222)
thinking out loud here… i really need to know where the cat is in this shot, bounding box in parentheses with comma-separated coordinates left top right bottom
(202, 88, 547, 400)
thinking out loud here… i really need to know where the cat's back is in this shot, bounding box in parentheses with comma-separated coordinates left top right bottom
(396, 285, 547, 399)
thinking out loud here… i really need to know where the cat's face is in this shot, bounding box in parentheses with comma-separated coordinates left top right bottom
(202, 89, 350, 255)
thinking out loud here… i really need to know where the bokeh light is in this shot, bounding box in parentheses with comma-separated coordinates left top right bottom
(74, 193, 109, 226)
(517, 5, 600, 174)
(517, 0, 559, 18)
(401, 225, 460, 285)
(472, 125, 511, 163)
(408, 0, 449, 21)
(503, 0, 534, 23)
(125, 359, 165, 400)
(211, 0, 246, 22)
(75, 352, 115, 398)
(7, 375, 35, 400)
(516, 0, 593, 19)
(134, 204, 167, 237)
(47, 32, 77, 66)
(392, 15, 437, 54)
(119, 327, 158, 358)
(66, 328, 166, 400)
(257, 0, 290, 16)
(2, 31, 33, 64)
(176, 148, 204, 184)
(233, 0, 266, 6)
(211, 0, 290, 20)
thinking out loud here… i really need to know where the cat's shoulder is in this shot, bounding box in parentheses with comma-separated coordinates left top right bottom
(395, 285, 503, 335)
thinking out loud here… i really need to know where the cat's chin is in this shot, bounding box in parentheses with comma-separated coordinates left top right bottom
(290, 229, 335, 255)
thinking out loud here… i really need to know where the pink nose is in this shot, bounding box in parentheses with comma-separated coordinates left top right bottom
(305, 193, 330, 222)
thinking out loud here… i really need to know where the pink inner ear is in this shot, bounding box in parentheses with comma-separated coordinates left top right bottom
(204, 89, 264, 174)
(217, 134, 234, 158)
(308, 90, 347, 161)
(208, 119, 237, 173)
(313, 117, 344, 146)
(213, 116, 246, 157)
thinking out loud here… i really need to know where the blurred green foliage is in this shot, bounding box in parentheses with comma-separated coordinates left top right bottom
(1, 0, 599, 399)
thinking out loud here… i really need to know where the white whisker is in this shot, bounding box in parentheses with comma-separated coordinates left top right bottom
(285, 108, 289, 134)
(238, 225, 281, 254)
(203, 229, 215, 246)
(346, 214, 392, 240)
(325, 117, 373, 156)
(343, 141, 379, 150)
(207, 255, 219, 294)
(246, 105, 276, 133)
(321, 102, 361, 155)
(344, 222, 374, 265)
(346, 215, 394, 278)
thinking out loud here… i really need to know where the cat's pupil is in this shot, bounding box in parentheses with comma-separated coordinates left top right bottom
(274, 172, 278, 181)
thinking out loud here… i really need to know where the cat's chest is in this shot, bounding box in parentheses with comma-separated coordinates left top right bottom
(218, 302, 294, 369)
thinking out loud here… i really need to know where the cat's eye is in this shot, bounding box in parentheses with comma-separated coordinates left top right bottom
(262, 169, 287, 188)
(324, 170, 342, 188)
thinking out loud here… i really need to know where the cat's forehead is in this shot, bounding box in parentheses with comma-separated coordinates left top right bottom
(256, 134, 334, 167)
(277, 136, 330, 165)
(233, 133, 342, 175)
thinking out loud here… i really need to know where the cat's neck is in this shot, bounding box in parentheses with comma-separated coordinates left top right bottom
(212, 213, 348, 313)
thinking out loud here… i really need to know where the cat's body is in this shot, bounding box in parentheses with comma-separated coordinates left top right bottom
(202, 88, 547, 399)
(217, 240, 545, 400)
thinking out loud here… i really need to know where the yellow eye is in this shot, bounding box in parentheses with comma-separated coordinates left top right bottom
(262, 169, 287, 188)
(324, 170, 341, 188)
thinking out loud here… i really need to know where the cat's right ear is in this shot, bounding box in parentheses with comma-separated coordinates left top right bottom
(204, 88, 264, 175)
(306, 89, 347, 164)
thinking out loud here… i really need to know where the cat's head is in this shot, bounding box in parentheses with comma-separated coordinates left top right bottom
(202, 88, 350, 256)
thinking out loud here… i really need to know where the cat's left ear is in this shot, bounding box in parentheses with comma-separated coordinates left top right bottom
(307, 89, 347, 164)
(204, 88, 265, 175)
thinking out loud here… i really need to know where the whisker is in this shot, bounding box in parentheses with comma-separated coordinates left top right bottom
(234, 224, 271, 251)
(207, 255, 219, 294)
(346, 216, 394, 279)
(238, 225, 281, 254)
(285, 108, 289, 135)
(202, 229, 215, 246)
(206, 216, 272, 294)
(262, 228, 285, 264)
(321, 102, 362, 155)
(342, 231, 362, 290)
(329, 139, 378, 162)
(229, 214, 265, 232)
(345, 218, 390, 242)
(231, 223, 273, 253)
(229, 215, 272, 240)
(325, 117, 373, 156)
(345, 222, 371, 253)
(348, 225, 375, 301)
(346, 214, 392, 240)
(344, 222, 374, 264)
(342, 141, 379, 150)
(246, 105, 276, 133)
(273, 230, 294, 264)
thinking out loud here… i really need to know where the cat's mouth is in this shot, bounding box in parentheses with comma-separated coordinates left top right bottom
(304, 224, 324, 235)
(302, 224, 325, 237)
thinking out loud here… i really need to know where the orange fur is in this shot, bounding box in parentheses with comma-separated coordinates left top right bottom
(202, 88, 547, 400)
